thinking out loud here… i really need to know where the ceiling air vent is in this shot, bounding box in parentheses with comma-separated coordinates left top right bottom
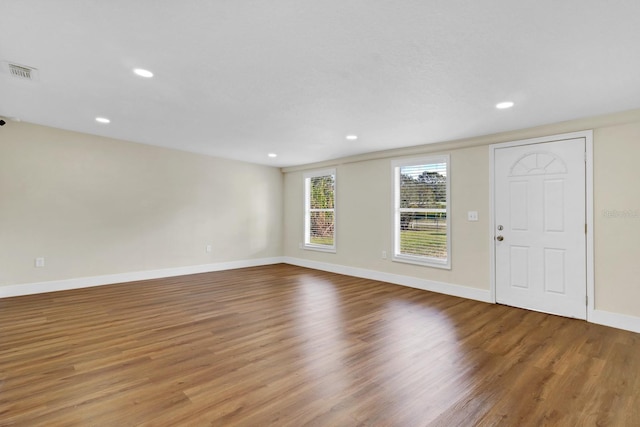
(2, 61, 39, 81)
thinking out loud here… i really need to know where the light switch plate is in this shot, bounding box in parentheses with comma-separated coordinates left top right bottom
(467, 211, 479, 221)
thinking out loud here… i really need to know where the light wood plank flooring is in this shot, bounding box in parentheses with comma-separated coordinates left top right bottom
(1, 264, 639, 426)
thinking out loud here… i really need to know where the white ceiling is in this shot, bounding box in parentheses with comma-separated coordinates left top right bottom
(1, 1, 639, 167)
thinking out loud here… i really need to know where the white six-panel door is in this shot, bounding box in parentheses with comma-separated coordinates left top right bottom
(494, 137, 586, 319)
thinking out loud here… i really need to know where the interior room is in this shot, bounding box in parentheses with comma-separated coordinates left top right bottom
(1, 1, 639, 425)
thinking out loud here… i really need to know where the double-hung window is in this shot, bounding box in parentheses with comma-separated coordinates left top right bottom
(392, 156, 450, 268)
(304, 169, 336, 252)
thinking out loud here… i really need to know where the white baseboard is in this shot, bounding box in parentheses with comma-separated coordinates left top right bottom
(0, 257, 285, 298)
(284, 257, 640, 334)
(283, 256, 492, 303)
(5, 256, 639, 335)
(589, 309, 640, 334)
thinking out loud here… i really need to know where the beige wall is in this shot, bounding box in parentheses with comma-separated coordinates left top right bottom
(0, 122, 283, 287)
(3, 111, 640, 320)
(284, 147, 490, 290)
(284, 110, 640, 319)
(593, 121, 640, 316)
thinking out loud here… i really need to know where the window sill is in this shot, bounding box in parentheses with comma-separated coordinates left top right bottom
(392, 254, 451, 270)
(303, 244, 336, 254)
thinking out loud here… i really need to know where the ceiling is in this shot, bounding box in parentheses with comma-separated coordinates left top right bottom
(1, 1, 639, 167)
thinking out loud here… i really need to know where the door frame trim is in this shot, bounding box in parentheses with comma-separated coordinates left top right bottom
(489, 130, 594, 320)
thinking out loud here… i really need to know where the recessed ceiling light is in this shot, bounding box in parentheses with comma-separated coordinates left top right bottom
(268, 153, 277, 158)
(133, 68, 154, 78)
(95, 117, 111, 124)
(496, 101, 514, 109)
(346, 135, 358, 140)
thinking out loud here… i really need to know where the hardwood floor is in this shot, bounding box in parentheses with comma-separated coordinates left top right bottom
(1, 264, 638, 426)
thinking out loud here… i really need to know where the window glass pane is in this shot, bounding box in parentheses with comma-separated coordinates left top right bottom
(394, 157, 449, 268)
(399, 163, 447, 209)
(309, 175, 335, 209)
(309, 211, 334, 246)
(304, 170, 336, 251)
(399, 212, 447, 258)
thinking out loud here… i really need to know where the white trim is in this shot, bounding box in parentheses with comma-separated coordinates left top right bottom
(391, 254, 450, 269)
(391, 154, 451, 269)
(488, 130, 594, 318)
(282, 109, 640, 175)
(303, 168, 337, 180)
(302, 244, 336, 254)
(283, 256, 491, 303)
(590, 309, 640, 334)
(585, 136, 595, 320)
(0, 257, 285, 299)
(303, 168, 337, 252)
(489, 146, 497, 303)
(5, 255, 640, 334)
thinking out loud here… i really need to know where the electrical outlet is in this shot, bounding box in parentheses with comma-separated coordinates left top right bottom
(35, 257, 45, 268)
(382, 250, 387, 259)
(206, 244, 212, 253)
(467, 211, 479, 221)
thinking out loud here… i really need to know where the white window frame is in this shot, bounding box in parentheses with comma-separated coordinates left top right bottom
(303, 168, 336, 253)
(392, 155, 451, 269)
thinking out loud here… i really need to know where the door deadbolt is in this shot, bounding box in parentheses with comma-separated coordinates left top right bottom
(497, 225, 503, 231)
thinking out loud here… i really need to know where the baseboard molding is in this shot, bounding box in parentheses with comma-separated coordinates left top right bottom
(284, 257, 640, 334)
(589, 309, 640, 334)
(5, 257, 639, 335)
(283, 257, 492, 303)
(0, 257, 285, 299)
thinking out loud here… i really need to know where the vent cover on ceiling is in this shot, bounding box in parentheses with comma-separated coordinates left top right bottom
(10, 63, 34, 79)
(2, 61, 39, 81)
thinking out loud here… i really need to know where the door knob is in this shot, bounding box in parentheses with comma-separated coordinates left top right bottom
(496, 235, 504, 241)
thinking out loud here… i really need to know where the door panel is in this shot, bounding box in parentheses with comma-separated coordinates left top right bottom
(495, 138, 586, 319)
(510, 246, 529, 288)
(510, 181, 529, 230)
(543, 248, 565, 294)
(544, 180, 564, 232)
